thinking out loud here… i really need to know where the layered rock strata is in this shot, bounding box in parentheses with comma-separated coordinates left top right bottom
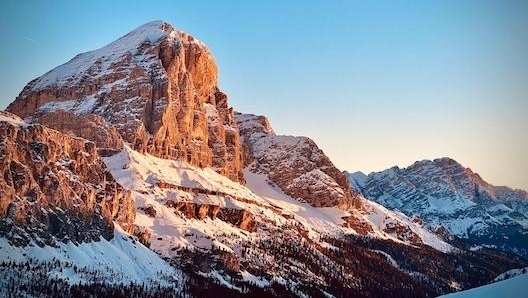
(0, 111, 134, 246)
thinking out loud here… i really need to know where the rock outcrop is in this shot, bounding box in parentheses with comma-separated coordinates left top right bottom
(0, 111, 134, 246)
(236, 113, 362, 210)
(7, 21, 244, 182)
(164, 201, 255, 231)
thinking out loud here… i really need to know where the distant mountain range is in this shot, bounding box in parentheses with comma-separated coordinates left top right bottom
(347, 157, 528, 258)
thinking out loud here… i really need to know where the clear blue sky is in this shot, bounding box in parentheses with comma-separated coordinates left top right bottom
(1, 0, 527, 189)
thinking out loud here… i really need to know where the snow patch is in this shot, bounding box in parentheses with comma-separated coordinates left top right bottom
(437, 272, 528, 298)
(0, 112, 28, 127)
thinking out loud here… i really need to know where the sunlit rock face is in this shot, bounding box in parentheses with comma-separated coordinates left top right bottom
(236, 112, 363, 210)
(0, 111, 134, 246)
(7, 21, 244, 182)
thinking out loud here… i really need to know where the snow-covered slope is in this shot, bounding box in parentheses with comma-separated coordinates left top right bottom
(493, 267, 528, 282)
(437, 272, 528, 298)
(0, 225, 182, 285)
(347, 158, 528, 257)
(0, 111, 26, 127)
(103, 145, 452, 255)
(0, 225, 185, 297)
(246, 169, 452, 252)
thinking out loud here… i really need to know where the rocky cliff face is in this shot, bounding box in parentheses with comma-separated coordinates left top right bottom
(6, 21, 243, 182)
(347, 157, 528, 257)
(0, 111, 134, 246)
(236, 113, 362, 210)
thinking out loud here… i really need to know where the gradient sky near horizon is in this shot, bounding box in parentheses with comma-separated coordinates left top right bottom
(1, 0, 527, 190)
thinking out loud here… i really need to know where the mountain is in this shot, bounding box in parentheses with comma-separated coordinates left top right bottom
(2, 21, 526, 297)
(347, 157, 528, 257)
(7, 20, 244, 182)
(236, 112, 362, 210)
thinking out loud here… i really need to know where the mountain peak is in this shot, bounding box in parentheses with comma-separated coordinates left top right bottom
(433, 156, 459, 164)
(101, 19, 174, 50)
(21, 20, 181, 93)
(7, 20, 243, 182)
(132, 20, 173, 31)
(405, 157, 466, 175)
(345, 171, 368, 193)
(409, 157, 461, 169)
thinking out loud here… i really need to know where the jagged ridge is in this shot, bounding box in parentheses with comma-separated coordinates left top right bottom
(347, 157, 528, 257)
(236, 112, 362, 210)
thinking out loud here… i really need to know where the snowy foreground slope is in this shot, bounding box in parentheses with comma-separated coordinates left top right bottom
(437, 272, 528, 298)
(0, 225, 182, 285)
(0, 226, 185, 297)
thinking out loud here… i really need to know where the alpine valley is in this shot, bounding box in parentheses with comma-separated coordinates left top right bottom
(1, 21, 526, 298)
